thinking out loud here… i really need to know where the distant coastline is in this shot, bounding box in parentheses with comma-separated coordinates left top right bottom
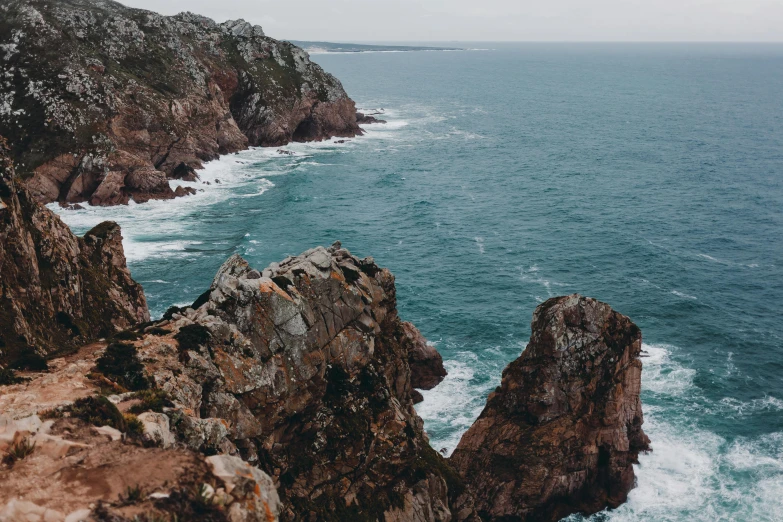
(290, 40, 465, 53)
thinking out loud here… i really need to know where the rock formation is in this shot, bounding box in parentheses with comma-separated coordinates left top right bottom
(0, 165, 650, 522)
(449, 295, 651, 521)
(356, 112, 388, 125)
(0, 0, 363, 206)
(0, 136, 148, 370)
(400, 321, 447, 403)
(129, 245, 475, 521)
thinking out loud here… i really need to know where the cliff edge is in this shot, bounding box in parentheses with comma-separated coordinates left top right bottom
(0, 136, 148, 371)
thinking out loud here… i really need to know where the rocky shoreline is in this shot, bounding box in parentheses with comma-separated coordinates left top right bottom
(1, 3, 651, 521)
(0, 0, 386, 208)
(1, 134, 650, 521)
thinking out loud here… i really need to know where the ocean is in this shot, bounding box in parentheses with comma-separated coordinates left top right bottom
(51, 43, 783, 521)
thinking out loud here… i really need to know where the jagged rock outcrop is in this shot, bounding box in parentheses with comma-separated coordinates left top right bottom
(0, 0, 362, 206)
(123, 244, 474, 522)
(0, 136, 148, 369)
(449, 295, 651, 521)
(356, 112, 387, 125)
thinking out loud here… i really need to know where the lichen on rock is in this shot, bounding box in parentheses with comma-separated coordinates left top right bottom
(0, 0, 364, 206)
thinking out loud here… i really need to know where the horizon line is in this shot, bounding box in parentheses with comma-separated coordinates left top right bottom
(287, 39, 783, 44)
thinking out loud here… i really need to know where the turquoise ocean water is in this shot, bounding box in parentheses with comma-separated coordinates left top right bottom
(53, 43, 783, 521)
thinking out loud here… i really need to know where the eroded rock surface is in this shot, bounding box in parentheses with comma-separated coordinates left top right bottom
(1, 0, 362, 205)
(0, 415, 279, 522)
(0, 137, 148, 368)
(127, 244, 473, 521)
(449, 295, 651, 521)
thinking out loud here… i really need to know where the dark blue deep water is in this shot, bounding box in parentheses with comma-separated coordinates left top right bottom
(54, 43, 783, 521)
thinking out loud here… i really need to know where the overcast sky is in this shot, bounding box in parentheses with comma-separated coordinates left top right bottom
(120, 0, 783, 42)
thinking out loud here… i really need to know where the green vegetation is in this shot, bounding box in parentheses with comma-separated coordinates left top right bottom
(59, 395, 128, 432)
(128, 390, 174, 414)
(120, 484, 144, 505)
(173, 324, 211, 353)
(0, 366, 25, 386)
(95, 342, 149, 391)
(124, 414, 145, 437)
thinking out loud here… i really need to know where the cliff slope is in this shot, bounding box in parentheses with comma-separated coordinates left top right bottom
(0, 0, 361, 206)
(0, 136, 148, 370)
(449, 295, 651, 521)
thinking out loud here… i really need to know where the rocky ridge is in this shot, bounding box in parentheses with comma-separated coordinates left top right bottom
(0, 0, 364, 206)
(130, 245, 475, 521)
(0, 136, 148, 370)
(0, 244, 650, 522)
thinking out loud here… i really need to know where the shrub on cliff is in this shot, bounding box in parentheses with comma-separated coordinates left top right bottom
(174, 324, 211, 353)
(95, 342, 149, 391)
(67, 396, 128, 432)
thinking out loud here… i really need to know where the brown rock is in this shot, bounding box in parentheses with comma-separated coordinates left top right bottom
(449, 294, 650, 522)
(0, 137, 149, 368)
(400, 321, 447, 396)
(132, 245, 474, 521)
(356, 111, 388, 125)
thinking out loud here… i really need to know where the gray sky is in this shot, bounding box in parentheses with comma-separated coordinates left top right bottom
(120, 0, 783, 42)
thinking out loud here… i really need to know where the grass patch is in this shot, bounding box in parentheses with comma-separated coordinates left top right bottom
(128, 390, 174, 414)
(120, 484, 144, 505)
(124, 414, 145, 437)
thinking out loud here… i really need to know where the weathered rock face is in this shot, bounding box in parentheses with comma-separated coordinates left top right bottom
(0, 136, 149, 368)
(449, 295, 651, 522)
(0, 0, 362, 206)
(132, 244, 475, 522)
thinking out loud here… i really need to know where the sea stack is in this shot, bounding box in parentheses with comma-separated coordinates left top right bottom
(449, 295, 651, 521)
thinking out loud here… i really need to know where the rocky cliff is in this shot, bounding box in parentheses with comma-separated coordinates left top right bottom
(449, 295, 651, 521)
(0, 244, 479, 522)
(131, 245, 474, 521)
(0, 0, 362, 206)
(0, 136, 148, 371)
(0, 179, 650, 522)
